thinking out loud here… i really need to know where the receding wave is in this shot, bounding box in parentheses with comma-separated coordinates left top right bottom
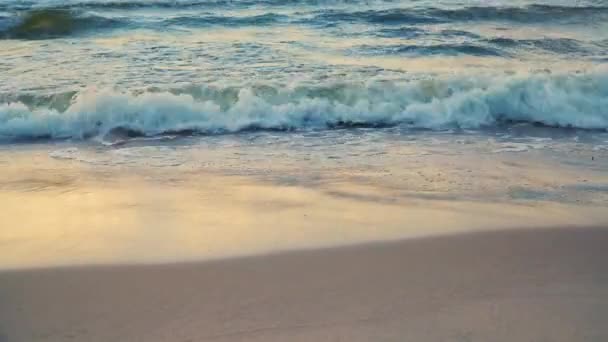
(0, 9, 122, 39)
(2, 70, 607, 141)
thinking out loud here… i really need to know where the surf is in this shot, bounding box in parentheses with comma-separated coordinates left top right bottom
(2, 70, 607, 141)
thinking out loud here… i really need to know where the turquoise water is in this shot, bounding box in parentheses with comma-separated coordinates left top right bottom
(0, 0, 607, 140)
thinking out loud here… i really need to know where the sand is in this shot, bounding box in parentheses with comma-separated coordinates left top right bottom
(2, 146, 608, 271)
(1, 226, 607, 342)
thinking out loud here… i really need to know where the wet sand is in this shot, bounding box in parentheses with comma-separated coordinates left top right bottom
(1, 226, 607, 342)
(2, 142, 608, 270)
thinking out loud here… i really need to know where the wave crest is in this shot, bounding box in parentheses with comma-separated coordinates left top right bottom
(1, 71, 608, 141)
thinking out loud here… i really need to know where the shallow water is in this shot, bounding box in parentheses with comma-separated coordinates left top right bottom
(1, 128, 607, 269)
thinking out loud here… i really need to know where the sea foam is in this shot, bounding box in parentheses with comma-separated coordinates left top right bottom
(1, 70, 608, 141)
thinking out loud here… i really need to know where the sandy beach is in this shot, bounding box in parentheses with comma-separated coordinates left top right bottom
(1, 226, 607, 342)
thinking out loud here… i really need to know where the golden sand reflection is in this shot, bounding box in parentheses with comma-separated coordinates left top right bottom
(1, 148, 606, 270)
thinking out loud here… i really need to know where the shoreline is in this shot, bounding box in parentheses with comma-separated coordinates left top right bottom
(2, 226, 607, 341)
(2, 138, 608, 271)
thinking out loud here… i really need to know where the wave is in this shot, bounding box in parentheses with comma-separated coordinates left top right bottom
(0, 9, 288, 39)
(357, 43, 505, 57)
(3, 3, 607, 39)
(0, 9, 122, 39)
(54, 0, 235, 10)
(0, 0, 398, 11)
(427, 4, 608, 24)
(165, 13, 288, 27)
(487, 37, 605, 56)
(2, 70, 608, 141)
(307, 4, 608, 26)
(350, 35, 605, 58)
(12, 1, 607, 16)
(367, 27, 482, 39)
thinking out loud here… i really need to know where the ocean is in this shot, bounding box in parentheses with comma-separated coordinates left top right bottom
(1, 0, 608, 139)
(1, 0, 608, 268)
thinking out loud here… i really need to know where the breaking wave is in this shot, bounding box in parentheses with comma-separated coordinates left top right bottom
(2, 70, 607, 141)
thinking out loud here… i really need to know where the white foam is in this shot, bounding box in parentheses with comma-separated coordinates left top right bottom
(3, 69, 608, 140)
